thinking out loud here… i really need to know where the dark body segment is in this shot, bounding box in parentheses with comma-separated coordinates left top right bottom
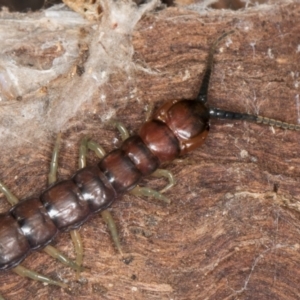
(139, 120, 181, 163)
(121, 135, 160, 176)
(153, 99, 210, 154)
(98, 149, 142, 193)
(0, 213, 30, 270)
(40, 180, 91, 231)
(11, 197, 58, 249)
(0, 98, 210, 270)
(72, 165, 116, 213)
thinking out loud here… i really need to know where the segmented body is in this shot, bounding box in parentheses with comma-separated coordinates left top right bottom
(0, 99, 210, 270)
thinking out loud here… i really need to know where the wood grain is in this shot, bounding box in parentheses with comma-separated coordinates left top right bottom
(1, 2, 300, 299)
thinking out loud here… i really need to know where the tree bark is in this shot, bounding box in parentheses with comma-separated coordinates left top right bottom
(1, 1, 300, 299)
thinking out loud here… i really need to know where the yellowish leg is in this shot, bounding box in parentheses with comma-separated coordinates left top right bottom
(48, 132, 62, 185)
(101, 210, 123, 255)
(130, 185, 170, 204)
(13, 265, 68, 289)
(0, 181, 18, 205)
(131, 168, 175, 204)
(109, 120, 130, 140)
(69, 230, 83, 280)
(42, 245, 83, 272)
(151, 169, 176, 194)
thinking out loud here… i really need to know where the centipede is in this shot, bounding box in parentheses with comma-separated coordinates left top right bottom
(0, 31, 299, 299)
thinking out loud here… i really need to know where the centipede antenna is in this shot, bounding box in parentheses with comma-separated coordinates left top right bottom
(197, 30, 234, 104)
(209, 107, 300, 131)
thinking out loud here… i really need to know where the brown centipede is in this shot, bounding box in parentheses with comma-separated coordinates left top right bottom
(0, 30, 299, 300)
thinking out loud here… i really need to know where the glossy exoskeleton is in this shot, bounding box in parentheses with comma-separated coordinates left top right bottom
(0, 99, 210, 271)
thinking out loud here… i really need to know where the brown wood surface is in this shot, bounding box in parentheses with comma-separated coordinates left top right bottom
(1, 2, 300, 299)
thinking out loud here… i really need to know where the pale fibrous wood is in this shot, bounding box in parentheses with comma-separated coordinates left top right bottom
(1, 1, 300, 299)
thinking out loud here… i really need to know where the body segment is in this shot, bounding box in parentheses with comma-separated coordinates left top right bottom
(0, 100, 210, 270)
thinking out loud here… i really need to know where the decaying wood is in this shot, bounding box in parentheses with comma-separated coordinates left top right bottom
(1, 1, 300, 299)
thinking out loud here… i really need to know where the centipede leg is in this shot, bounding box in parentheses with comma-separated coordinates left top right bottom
(69, 230, 83, 280)
(12, 265, 68, 289)
(0, 181, 19, 206)
(48, 132, 62, 185)
(101, 210, 123, 255)
(132, 168, 175, 204)
(130, 185, 170, 204)
(129, 168, 176, 204)
(84, 139, 123, 254)
(151, 169, 176, 193)
(42, 245, 84, 272)
(110, 120, 130, 140)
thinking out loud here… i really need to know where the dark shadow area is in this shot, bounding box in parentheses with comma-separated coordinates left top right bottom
(0, 0, 61, 11)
